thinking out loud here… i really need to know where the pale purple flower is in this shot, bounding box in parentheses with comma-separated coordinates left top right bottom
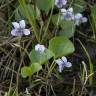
(55, 56, 72, 72)
(35, 44, 46, 53)
(61, 7, 74, 20)
(74, 13, 87, 26)
(11, 20, 30, 36)
(55, 0, 67, 8)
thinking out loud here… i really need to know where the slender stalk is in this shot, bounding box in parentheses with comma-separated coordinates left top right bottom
(41, 1, 54, 43)
(78, 39, 93, 85)
(18, 0, 40, 42)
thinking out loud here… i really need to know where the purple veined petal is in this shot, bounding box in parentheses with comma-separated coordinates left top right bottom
(58, 65, 64, 72)
(64, 62, 72, 67)
(55, 58, 63, 66)
(62, 0, 67, 5)
(55, 0, 62, 8)
(23, 29, 30, 35)
(64, 13, 74, 21)
(81, 17, 87, 23)
(35, 44, 41, 51)
(11, 29, 18, 36)
(39, 45, 46, 52)
(35, 44, 46, 53)
(12, 22, 19, 29)
(19, 20, 26, 29)
(11, 29, 24, 36)
(75, 13, 82, 20)
(61, 56, 67, 63)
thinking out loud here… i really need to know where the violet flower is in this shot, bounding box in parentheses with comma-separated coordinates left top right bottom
(61, 7, 74, 20)
(11, 20, 30, 36)
(55, 0, 67, 8)
(55, 56, 72, 72)
(35, 44, 46, 53)
(74, 13, 87, 26)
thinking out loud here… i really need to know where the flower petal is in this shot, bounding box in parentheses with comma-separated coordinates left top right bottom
(61, 8, 67, 15)
(11, 29, 23, 36)
(55, 58, 63, 66)
(35, 44, 46, 53)
(11, 29, 18, 36)
(61, 56, 67, 63)
(12, 22, 19, 29)
(75, 13, 82, 20)
(68, 7, 73, 13)
(58, 65, 64, 72)
(23, 29, 30, 35)
(64, 62, 72, 67)
(62, 0, 67, 5)
(19, 20, 26, 28)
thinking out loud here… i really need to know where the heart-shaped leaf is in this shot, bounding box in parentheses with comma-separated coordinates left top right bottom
(21, 66, 32, 78)
(21, 63, 42, 78)
(31, 63, 42, 74)
(60, 20, 75, 38)
(29, 49, 54, 64)
(49, 36, 75, 58)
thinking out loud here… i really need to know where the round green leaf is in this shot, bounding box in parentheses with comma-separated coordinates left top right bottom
(31, 63, 42, 75)
(21, 66, 32, 78)
(29, 49, 54, 64)
(49, 36, 75, 58)
(36, 0, 54, 12)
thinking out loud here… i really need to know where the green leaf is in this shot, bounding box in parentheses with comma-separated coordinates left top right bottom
(51, 14, 75, 38)
(51, 14, 61, 26)
(29, 49, 54, 64)
(36, 0, 54, 12)
(14, 4, 40, 21)
(21, 63, 42, 78)
(68, 0, 86, 13)
(60, 20, 75, 38)
(31, 63, 42, 74)
(49, 36, 75, 58)
(21, 66, 32, 78)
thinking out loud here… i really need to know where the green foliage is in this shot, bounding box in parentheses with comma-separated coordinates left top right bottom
(21, 63, 42, 78)
(60, 20, 75, 38)
(29, 49, 54, 64)
(14, 4, 40, 21)
(69, 0, 86, 13)
(52, 14, 75, 38)
(36, 0, 54, 12)
(21, 66, 32, 78)
(19, 0, 40, 42)
(30, 63, 42, 74)
(51, 14, 61, 26)
(49, 36, 75, 58)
